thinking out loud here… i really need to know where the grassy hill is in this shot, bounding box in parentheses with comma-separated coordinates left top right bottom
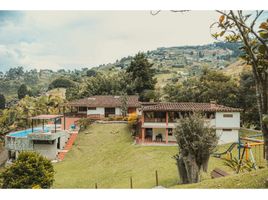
(173, 168, 268, 188)
(223, 59, 251, 78)
(53, 123, 267, 188)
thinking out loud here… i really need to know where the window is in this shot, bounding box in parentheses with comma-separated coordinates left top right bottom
(33, 140, 55, 144)
(223, 114, 233, 118)
(78, 107, 87, 112)
(222, 129, 232, 132)
(206, 112, 215, 119)
(88, 107, 96, 110)
(168, 128, 173, 136)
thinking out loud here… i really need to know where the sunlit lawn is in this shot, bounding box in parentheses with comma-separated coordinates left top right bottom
(53, 123, 266, 188)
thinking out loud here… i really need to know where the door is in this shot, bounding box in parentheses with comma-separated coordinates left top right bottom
(105, 107, 115, 117)
(145, 128, 153, 141)
(57, 138, 61, 149)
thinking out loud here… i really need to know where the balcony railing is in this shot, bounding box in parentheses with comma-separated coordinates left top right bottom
(144, 118, 166, 123)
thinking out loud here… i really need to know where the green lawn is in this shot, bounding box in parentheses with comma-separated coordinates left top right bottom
(53, 123, 267, 188)
(172, 168, 268, 189)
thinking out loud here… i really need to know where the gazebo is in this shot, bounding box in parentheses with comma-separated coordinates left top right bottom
(29, 114, 63, 133)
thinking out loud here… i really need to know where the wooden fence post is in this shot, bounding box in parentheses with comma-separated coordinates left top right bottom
(155, 170, 159, 186)
(95, 183, 98, 189)
(130, 177, 133, 189)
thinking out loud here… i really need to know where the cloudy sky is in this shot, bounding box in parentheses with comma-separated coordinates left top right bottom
(0, 11, 233, 71)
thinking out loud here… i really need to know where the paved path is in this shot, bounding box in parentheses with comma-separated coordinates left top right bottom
(57, 132, 78, 161)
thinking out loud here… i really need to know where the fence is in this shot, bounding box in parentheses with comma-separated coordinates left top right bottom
(93, 170, 162, 189)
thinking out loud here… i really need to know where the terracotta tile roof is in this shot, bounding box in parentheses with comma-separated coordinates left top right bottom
(68, 95, 140, 107)
(141, 102, 242, 112)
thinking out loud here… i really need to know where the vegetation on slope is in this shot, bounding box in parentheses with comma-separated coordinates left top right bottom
(173, 168, 268, 189)
(53, 124, 266, 188)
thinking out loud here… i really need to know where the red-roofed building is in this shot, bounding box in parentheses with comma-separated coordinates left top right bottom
(138, 102, 242, 145)
(67, 95, 140, 119)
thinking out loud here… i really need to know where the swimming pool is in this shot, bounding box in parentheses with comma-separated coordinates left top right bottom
(9, 127, 51, 138)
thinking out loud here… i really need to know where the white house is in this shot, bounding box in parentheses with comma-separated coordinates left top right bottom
(139, 102, 241, 145)
(67, 95, 140, 119)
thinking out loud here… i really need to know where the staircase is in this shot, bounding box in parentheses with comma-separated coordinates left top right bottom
(57, 132, 78, 161)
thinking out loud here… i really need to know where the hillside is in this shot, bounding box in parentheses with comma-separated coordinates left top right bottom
(53, 123, 266, 188)
(223, 59, 251, 78)
(173, 168, 268, 189)
(0, 42, 243, 104)
(97, 42, 242, 88)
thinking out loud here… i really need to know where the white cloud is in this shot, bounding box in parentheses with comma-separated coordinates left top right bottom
(0, 11, 224, 71)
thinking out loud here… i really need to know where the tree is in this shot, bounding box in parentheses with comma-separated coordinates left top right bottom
(79, 72, 128, 98)
(120, 93, 128, 117)
(1, 152, 54, 188)
(77, 118, 94, 131)
(17, 84, 29, 99)
(163, 68, 239, 107)
(212, 10, 268, 161)
(126, 52, 157, 96)
(48, 78, 75, 90)
(86, 69, 97, 77)
(5, 67, 24, 80)
(0, 94, 5, 109)
(173, 113, 218, 184)
(237, 70, 260, 128)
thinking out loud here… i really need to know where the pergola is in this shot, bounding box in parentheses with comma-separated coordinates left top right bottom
(29, 114, 63, 133)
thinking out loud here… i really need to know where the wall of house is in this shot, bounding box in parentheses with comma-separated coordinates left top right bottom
(216, 129, 239, 144)
(59, 133, 69, 149)
(152, 128, 167, 141)
(215, 112, 240, 128)
(115, 108, 121, 115)
(33, 140, 58, 160)
(87, 107, 105, 115)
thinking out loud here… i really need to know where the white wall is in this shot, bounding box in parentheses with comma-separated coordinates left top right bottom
(152, 128, 176, 142)
(87, 107, 105, 115)
(216, 129, 239, 144)
(33, 141, 58, 160)
(115, 108, 121, 115)
(215, 112, 240, 128)
(152, 128, 166, 141)
(136, 108, 141, 116)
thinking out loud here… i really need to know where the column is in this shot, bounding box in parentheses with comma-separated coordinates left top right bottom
(63, 106, 66, 130)
(142, 128, 145, 143)
(165, 112, 168, 144)
(141, 112, 145, 143)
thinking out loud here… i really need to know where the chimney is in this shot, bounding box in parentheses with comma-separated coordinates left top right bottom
(149, 99, 154, 103)
(210, 100, 217, 108)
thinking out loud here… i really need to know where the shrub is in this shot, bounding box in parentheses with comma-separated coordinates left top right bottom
(48, 78, 75, 90)
(0, 94, 5, 109)
(128, 113, 138, 134)
(1, 152, 54, 188)
(223, 157, 255, 173)
(77, 118, 94, 130)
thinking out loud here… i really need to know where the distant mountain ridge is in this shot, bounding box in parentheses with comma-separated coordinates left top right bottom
(97, 42, 242, 72)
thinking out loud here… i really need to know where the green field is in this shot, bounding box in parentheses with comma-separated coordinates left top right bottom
(173, 168, 268, 188)
(53, 123, 267, 188)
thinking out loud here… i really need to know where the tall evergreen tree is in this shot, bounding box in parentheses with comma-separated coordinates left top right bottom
(17, 84, 29, 99)
(126, 52, 156, 97)
(0, 93, 5, 109)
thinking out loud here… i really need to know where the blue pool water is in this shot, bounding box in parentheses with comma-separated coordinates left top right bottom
(9, 127, 50, 138)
